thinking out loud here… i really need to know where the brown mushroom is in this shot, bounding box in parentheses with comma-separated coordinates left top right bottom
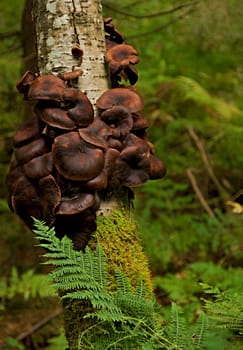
(55, 209, 97, 250)
(34, 102, 76, 130)
(78, 118, 110, 149)
(52, 131, 105, 181)
(23, 152, 53, 179)
(105, 44, 139, 79)
(11, 175, 42, 229)
(14, 135, 49, 164)
(131, 112, 149, 132)
(16, 71, 36, 98)
(13, 116, 43, 148)
(28, 74, 66, 102)
(63, 88, 94, 127)
(96, 88, 144, 113)
(149, 155, 167, 180)
(58, 69, 83, 81)
(81, 170, 108, 191)
(116, 145, 151, 187)
(39, 174, 61, 226)
(100, 105, 133, 138)
(56, 192, 95, 215)
(104, 17, 125, 44)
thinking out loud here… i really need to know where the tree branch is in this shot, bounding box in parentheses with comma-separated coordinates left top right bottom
(0, 30, 20, 40)
(103, 1, 198, 19)
(186, 167, 216, 218)
(0, 308, 62, 349)
(126, 8, 195, 40)
(187, 127, 230, 201)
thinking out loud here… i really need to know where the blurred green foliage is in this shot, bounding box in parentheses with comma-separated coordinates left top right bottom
(0, 0, 243, 348)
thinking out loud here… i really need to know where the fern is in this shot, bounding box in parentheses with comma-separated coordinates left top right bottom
(202, 286, 243, 334)
(32, 219, 170, 349)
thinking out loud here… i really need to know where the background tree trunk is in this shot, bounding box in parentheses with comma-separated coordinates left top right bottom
(32, 1, 153, 348)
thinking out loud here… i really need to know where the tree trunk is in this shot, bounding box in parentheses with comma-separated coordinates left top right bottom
(32, 1, 153, 348)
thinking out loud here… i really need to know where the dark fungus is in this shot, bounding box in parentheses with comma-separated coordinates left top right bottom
(7, 18, 166, 251)
(56, 192, 95, 215)
(23, 152, 53, 179)
(63, 88, 94, 127)
(14, 135, 49, 164)
(100, 105, 133, 138)
(28, 74, 66, 102)
(34, 102, 77, 130)
(105, 44, 138, 75)
(96, 88, 144, 113)
(52, 131, 104, 181)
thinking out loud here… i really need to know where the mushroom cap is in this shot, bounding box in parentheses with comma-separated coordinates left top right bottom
(116, 146, 150, 187)
(81, 170, 108, 191)
(122, 65, 138, 85)
(100, 105, 133, 138)
(149, 155, 167, 180)
(132, 112, 149, 131)
(96, 88, 144, 113)
(13, 116, 42, 148)
(78, 118, 111, 149)
(28, 74, 66, 102)
(54, 209, 97, 250)
(105, 44, 139, 71)
(23, 152, 53, 179)
(16, 71, 36, 96)
(116, 134, 151, 187)
(63, 88, 94, 127)
(39, 174, 61, 226)
(14, 135, 49, 164)
(52, 131, 105, 181)
(104, 18, 125, 44)
(56, 192, 95, 215)
(35, 102, 76, 130)
(11, 175, 42, 228)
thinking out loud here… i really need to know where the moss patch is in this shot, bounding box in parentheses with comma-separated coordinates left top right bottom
(93, 209, 153, 294)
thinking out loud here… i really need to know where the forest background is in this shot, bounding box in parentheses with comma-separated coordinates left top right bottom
(0, 0, 243, 349)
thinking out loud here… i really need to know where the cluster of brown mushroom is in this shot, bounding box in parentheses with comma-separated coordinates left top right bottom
(6, 19, 166, 250)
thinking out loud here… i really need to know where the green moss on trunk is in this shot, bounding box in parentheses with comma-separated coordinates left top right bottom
(62, 207, 153, 349)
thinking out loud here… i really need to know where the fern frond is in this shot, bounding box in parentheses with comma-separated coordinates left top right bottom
(167, 302, 187, 349)
(191, 312, 209, 349)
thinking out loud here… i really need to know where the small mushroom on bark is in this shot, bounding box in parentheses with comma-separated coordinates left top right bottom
(52, 131, 104, 181)
(105, 44, 139, 85)
(104, 17, 125, 44)
(96, 88, 144, 113)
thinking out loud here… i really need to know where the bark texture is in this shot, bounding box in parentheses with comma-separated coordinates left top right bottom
(32, 1, 153, 348)
(32, 0, 110, 110)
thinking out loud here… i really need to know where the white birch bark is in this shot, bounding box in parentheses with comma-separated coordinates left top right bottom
(32, 0, 109, 112)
